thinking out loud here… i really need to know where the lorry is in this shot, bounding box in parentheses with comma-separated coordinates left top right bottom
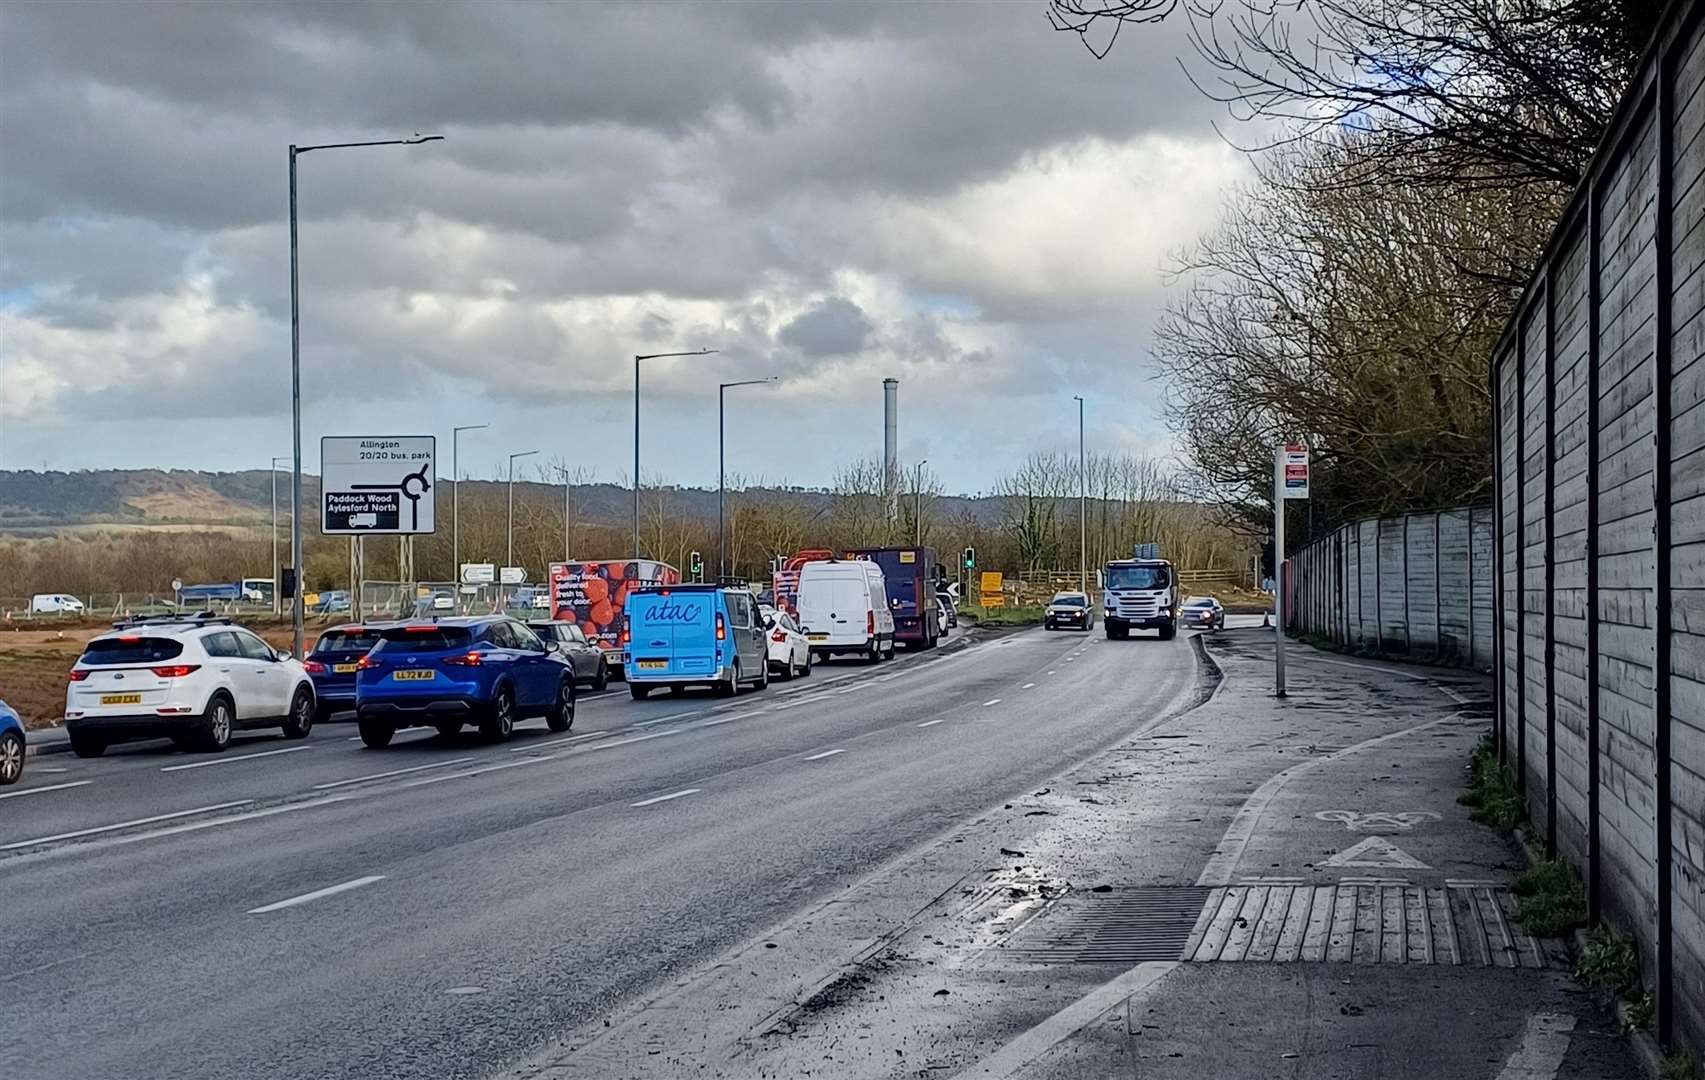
(1101, 556, 1179, 640)
(843, 546, 942, 649)
(548, 559, 681, 678)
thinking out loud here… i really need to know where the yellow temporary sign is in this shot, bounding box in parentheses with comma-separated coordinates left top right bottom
(979, 571, 1003, 593)
(980, 592, 1006, 608)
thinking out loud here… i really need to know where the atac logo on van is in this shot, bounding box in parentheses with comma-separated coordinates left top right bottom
(641, 598, 704, 623)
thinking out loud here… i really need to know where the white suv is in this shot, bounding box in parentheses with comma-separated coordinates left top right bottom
(64, 615, 317, 757)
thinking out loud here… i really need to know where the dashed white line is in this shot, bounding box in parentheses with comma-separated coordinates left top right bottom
(1021, 683, 1036, 689)
(248, 875, 386, 914)
(161, 745, 309, 772)
(631, 787, 700, 807)
(982, 699, 1002, 707)
(836, 683, 869, 695)
(399, 755, 557, 789)
(0, 780, 92, 800)
(633, 710, 697, 728)
(1, 800, 253, 851)
(918, 719, 946, 728)
(509, 730, 611, 752)
(312, 757, 475, 790)
(1046, 670, 1056, 675)
(803, 749, 846, 761)
(32, 767, 71, 774)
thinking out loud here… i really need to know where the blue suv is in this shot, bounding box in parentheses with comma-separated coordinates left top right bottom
(1, 698, 25, 786)
(303, 623, 389, 722)
(354, 617, 576, 748)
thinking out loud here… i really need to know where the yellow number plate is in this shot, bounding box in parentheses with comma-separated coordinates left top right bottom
(100, 693, 142, 705)
(808, 633, 829, 641)
(333, 663, 359, 674)
(392, 669, 436, 681)
(635, 660, 668, 671)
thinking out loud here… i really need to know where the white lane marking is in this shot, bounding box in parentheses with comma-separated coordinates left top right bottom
(1065, 657, 1075, 662)
(803, 749, 846, 761)
(312, 757, 476, 790)
(399, 755, 557, 789)
(1495, 1013, 1578, 1080)
(1046, 670, 1056, 675)
(836, 683, 869, 695)
(33, 767, 71, 774)
(949, 962, 1177, 1080)
(918, 719, 946, 728)
(579, 729, 679, 753)
(982, 699, 1002, 707)
(346, 729, 435, 743)
(631, 787, 700, 807)
(0, 780, 92, 800)
(161, 745, 309, 772)
(701, 712, 755, 727)
(1, 800, 253, 850)
(633, 710, 697, 728)
(1021, 683, 1036, 689)
(248, 875, 386, 914)
(113, 796, 351, 847)
(509, 730, 611, 752)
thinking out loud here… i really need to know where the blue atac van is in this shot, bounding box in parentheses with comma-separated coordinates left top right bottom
(623, 585, 769, 699)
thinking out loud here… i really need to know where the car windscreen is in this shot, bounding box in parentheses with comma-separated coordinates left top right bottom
(372, 626, 474, 651)
(528, 623, 562, 643)
(79, 637, 185, 665)
(1050, 595, 1087, 607)
(313, 629, 383, 655)
(1105, 565, 1170, 590)
(1185, 598, 1217, 608)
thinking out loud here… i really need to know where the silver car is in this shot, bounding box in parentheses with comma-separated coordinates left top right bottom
(528, 621, 612, 691)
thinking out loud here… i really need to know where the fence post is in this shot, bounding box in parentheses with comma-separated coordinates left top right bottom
(1467, 509, 1476, 667)
(1652, 43, 1676, 1044)
(1585, 173, 1603, 925)
(1515, 321, 1527, 792)
(1402, 515, 1412, 655)
(1544, 265, 1558, 861)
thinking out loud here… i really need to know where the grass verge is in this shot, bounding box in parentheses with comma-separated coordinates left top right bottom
(959, 604, 1045, 627)
(1660, 1050, 1698, 1080)
(1457, 734, 1527, 831)
(1511, 858, 1587, 936)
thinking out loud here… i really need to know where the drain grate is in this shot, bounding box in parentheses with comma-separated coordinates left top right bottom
(995, 887, 1212, 963)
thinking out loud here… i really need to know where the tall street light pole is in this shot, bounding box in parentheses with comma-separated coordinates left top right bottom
(914, 460, 929, 546)
(633, 348, 718, 559)
(451, 423, 489, 585)
(719, 377, 778, 578)
(270, 456, 289, 615)
(507, 450, 540, 585)
(289, 133, 442, 659)
(1074, 396, 1086, 595)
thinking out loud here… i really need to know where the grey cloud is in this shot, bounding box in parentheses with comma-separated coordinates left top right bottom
(778, 297, 874, 357)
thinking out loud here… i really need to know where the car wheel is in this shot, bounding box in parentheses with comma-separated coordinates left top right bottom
(281, 686, 315, 739)
(592, 661, 609, 692)
(434, 721, 462, 738)
(481, 687, 516, 741)
(358, 716, 395, 748)
(198, 695, 233, 752)
(1159, 623, 1177, 641)
(630, 683, 651, 701)
(0, 730, 23, 785)
(69, 728, 107, 758)
(867, 640, 880, 665)
(716, 664, 739, 697)
(1045, 620, 1055, 631)
(755, 658, 769, 691)
(802, 649, 813, 676)
(546, 679, 575, 732)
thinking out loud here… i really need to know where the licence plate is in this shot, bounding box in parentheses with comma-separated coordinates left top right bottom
(635, 660, 668, 671)
(808, 634, 829, 641)
(392, 669, 436, 681)
(100, 693, 142, 706)
(333, 663, 358, 674)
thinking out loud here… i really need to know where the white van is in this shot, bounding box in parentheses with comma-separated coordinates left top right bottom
(30, 593, 85, 615)
(796, 559, 896, 663)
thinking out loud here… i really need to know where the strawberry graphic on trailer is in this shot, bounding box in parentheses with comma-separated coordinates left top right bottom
(548, 559, 680, 677)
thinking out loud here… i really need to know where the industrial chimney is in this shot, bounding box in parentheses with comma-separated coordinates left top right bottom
(883, 378, 899, 522)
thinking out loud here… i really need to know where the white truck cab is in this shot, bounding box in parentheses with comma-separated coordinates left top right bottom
(1101, 559, 1178, 640)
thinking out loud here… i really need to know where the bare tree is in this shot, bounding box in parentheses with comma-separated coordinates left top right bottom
(830, 457, 890, 548)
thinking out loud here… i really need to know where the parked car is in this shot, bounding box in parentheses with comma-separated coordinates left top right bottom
(623, 585, 770, 699)
(311, 590, 351, 615)
(354, 617, 576, 747)
(936, 603, 949, 636)
(302, 623, 388, 722)
(528, 620, 611, 691)
(936, 590, 958, 629)
(506, 585, 550, 611)
(760, 605, 813, 679)
(1044, 591, 1095, 631)
(64, 613, 316, 756)
(30, 593, 85, 615)
(1183, 595, 1225, 631)
(796, 559, 896, 663)
(0, 699, 24, 786)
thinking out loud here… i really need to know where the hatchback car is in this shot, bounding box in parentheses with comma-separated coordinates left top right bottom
(760, 605, 813, 679)
(302, 623, 388, 722)
(0, 699, 25, 786)
(65, 614, 316, 756)
(1044, 591, 1095, 631)
(936, 591, 958, 629)
(528, 620, 611, 690)
(354, 617, 575, 747)
(1183, 596, 1225, 630)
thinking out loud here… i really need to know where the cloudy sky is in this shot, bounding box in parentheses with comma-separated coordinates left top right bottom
(0, 1, 1244, 495)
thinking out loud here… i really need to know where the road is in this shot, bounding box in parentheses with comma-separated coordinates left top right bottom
(0, 623, 1201, 1080)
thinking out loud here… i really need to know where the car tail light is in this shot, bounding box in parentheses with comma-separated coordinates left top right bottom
(356, 654, 381, 670)
(866, 611, 875, 635)
(302, 660, 328, 674)
(68, 668, 90, 682)
(771, 630, 787, 643)
(442, 651, 483, 666)
(621, 616, 631, 645)
(715, 613, 726, 641)
(403, 625, 439, 634)
(151, 664, 201, 678)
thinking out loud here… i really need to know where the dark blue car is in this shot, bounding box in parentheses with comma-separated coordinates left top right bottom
(353, 617, 576, 748)
(1, 698, 25, 786)
(303, 623, 388, 722)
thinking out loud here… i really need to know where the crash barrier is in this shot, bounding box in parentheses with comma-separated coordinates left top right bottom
(1288, 508, 1495, 670)
(1489, 0, 1703, 1053)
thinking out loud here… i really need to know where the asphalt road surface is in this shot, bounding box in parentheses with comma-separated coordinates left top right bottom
(1, 623, 1201, 1080)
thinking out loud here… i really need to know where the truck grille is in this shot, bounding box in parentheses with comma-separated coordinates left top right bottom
(1110, 597, 1161, 618)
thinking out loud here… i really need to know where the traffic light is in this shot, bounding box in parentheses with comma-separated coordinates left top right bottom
(963, 546, 976, 570)
(689, 550, 704, 581)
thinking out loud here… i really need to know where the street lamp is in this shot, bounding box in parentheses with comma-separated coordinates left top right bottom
(507, 449, 540, 583)
(719, 377, 778, 578)
(270, 456, 290, 615)
(288, 132, 442, 659)
(633, 348, 718, 559)
(1074, 396, 1086, 594)
(914, 460, 929, 546)
(451, 423, 489, 584)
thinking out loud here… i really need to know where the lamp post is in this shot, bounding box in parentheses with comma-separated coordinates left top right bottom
(914, 460, 929, 545)
(1074, 396, 1086, 595)
(288, 132, 442, 658)
(451, 423, 488, 585)
(719, 377, 778, 578)
(633, 349, 718, 559)
(270, 456, 289, 615)
(507, 450, 540, 588)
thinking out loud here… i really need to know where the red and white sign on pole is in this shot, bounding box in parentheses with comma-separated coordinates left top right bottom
(1281, 443, 1310, 500)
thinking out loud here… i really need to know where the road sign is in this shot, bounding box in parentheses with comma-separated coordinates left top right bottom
(979, 571, 1003, 593)
(500, 566, 526, 585)
(1281, 442, 1309, 500)
(460, 563, 496, 585)
(321, 436, 436, 534)
(1133, 542, 1160, 560)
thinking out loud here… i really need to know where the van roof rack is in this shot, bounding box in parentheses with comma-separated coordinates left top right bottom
(112, 611, 233, 629)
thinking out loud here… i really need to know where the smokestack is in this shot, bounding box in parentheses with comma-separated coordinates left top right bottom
(883, 378, 899, 522)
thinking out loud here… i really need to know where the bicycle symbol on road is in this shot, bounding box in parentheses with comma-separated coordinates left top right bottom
(1314, 810, 1441, 833)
